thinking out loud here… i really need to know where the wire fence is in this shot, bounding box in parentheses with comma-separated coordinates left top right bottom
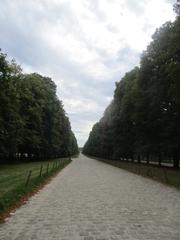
(24, 158, 69, 187)
(0, 158, 71, 211)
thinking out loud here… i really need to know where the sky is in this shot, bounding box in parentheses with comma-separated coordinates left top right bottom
(0, 0, 176, 146)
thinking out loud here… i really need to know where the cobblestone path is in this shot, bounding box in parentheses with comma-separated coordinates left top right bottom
(1, 154, 180, 240)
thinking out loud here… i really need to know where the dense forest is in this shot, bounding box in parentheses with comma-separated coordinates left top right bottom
(83, 5, 180, 168)
(0, 51, 79, 163)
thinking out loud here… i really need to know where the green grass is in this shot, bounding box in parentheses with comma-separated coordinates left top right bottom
(0, 158, 71, 212)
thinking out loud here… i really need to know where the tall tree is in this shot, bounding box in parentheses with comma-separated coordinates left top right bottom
(174, 0, 180, 15)
(0, 50, 79, 162)
(83, 15, 180, 168)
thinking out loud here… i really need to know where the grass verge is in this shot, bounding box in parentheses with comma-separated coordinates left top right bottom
(0, 158, 71, 215)
(88, 155, 180, 189)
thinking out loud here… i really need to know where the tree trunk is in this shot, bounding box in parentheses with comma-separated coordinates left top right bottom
(138, 154, 141, 163)
(146, 154, 149, 164)
(158, 153, 161, 166)
(173, 153, 179, 168)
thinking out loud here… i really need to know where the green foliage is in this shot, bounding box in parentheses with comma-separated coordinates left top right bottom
(83, 16, 180, 168)
(174, 0, 180, 15)
(0, 51, 79, 162)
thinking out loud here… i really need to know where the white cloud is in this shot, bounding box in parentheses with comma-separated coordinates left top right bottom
(63, 98, 104, 114)
(0, 0, 176, 146)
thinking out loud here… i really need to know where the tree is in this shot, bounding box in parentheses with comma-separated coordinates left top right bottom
(83, 15, 180, 168)
(0, 50, 22, 161)
(174, 0, 180, 15)
(0, 50, 79, 163)
(83, 67, 139, 161)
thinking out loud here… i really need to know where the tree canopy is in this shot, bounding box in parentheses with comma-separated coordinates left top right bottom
(83, 15, 180, 168)
(0, 50, 79, 162)
(174, 0, 180, 15)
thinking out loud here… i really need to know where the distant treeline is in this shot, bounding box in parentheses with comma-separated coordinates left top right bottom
(0, 51, 79, 163)
(83, 13, 180, 167)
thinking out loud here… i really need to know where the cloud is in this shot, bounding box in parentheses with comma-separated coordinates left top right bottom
(0, 0, 176, 146)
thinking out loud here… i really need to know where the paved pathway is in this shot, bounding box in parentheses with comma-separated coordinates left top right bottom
(1, 154, 180, 240)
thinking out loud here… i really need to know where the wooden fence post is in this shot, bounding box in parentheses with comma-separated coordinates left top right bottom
(25, 170, 32, 186)
(39, 165, 43, 177)
(138, 165, 141, 175)
(46, 163, 49, 174)
(163, 168, 168, 183)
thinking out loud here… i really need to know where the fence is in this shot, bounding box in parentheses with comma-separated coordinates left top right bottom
(24, 158, 69, 187)
(0, 158, 71, 212)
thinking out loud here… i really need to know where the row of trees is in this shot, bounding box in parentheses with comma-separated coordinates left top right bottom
(83, 9, 180, 167)
(0, 50, 79, 163)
